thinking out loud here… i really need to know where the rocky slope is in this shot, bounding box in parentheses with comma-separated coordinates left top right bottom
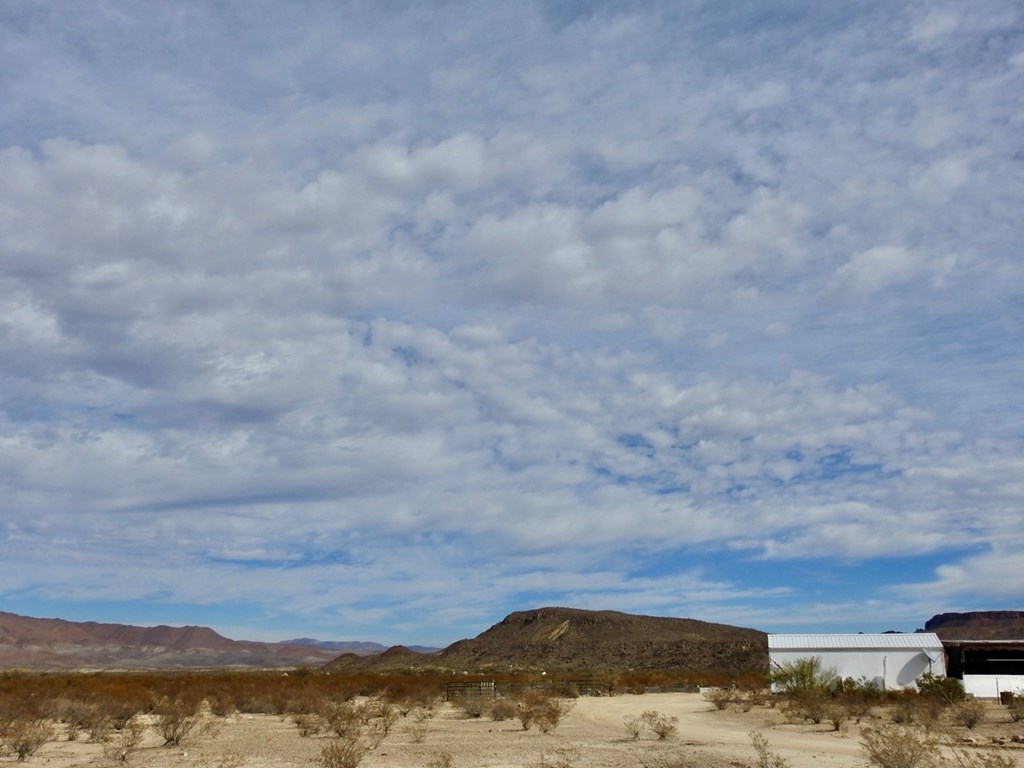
(924, 611, 1024, 640)
(325, 606, 767, 674)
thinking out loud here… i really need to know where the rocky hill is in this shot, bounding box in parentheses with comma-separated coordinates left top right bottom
(325, 607, 767, 675)
(924, 611, 1024, 640)
(0, 611, 338, 669)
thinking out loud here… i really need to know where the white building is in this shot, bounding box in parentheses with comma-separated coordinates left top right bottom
(943, 640, 1024, 699)
(768, 633, 946, 690)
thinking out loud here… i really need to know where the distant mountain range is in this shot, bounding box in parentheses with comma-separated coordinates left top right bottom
(285, 638, 440, 655)
(2, 608, 1021, 672)
(0, 611, 346, 669)
(923, 611, 1024, 640)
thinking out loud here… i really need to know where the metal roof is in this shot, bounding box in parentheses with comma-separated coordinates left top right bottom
(768, 633, 944, 650)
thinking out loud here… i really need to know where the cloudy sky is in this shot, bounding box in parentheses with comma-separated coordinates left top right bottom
(1, 1, 1022, 647)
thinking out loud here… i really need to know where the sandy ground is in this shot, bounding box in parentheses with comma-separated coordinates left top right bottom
(19, 693, 1024, 768)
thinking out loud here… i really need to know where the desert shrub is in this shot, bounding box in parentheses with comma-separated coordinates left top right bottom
(623, 714, 643, 740)
(1007, 692, 1024, 722)
(293, 712, 325, 737)
(703, 687, 734, 711)
(515, 690, 555, 732)
(533, 746, 579, 768)
(0, 695, 38, 732)
(62, 701, 114, 743)
(237, 695, 279, 715)
(952, 699, 986, 730)
(837, 692, 875, 723)
(770, 657, 838, 696)
(426, 751, 454, 768)
(641, 710, 678, 740)
(407, 719, 429, 744)
(452, 694, 488, 719)
(835, 676, 883, 722)
(824, 703, 849, 731)
(889, 692, 924, 725)
(945, 741, 1016, 768)
(206, 690, 237, 717)
(2, 717, 55, 761)
(790, 689, 830, 724)
(153, 696, 200, 746)
(916, 673, 966, 705)
(325, 700, 364, 739)
(860, 723, 938, 768)
(743, 687, 771, 708)
(2, 720, 54, 761)
(733, 691, 758, 712)
(101, 716, 145, 764)
(488, 698, 517, 722)
(534, 699, 572, 733)
(363, 698, 399, 740)
(285, 688, 326, 716)
(316, 737, 366, 768)
(749, 731, 790, 768)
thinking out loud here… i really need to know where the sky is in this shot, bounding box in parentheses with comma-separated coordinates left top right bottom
(1, 1, 1022, 648)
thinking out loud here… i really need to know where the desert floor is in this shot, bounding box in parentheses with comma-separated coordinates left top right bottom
(21, 692, 1024, 768)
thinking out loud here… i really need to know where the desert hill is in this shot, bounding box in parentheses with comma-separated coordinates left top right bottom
(0, 611, 340, 669)
(924, 611, 1024, 640)
(325, 607, 767, 674)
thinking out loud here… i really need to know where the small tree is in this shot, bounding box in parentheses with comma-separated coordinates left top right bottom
(770, 657, 838, 695)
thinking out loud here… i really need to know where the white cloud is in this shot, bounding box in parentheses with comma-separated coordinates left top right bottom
(895, 546, 1024, 602)
(909, 10, 962, 43)
(831, 246, 928, 294)
(1, 0, 1022, 641)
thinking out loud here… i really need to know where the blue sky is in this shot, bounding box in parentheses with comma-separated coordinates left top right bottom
(1, 0, 1022, 647)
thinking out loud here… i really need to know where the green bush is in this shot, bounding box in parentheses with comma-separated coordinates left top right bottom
(770, 657, 838, 696)
(916, 673, 965, 705)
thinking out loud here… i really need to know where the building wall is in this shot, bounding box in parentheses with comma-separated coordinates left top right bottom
(769, 648, 944, 689)
(962, 674, 1024, 699)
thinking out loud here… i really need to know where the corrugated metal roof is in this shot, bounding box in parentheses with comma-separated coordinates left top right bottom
(768, 633, 944, 650)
